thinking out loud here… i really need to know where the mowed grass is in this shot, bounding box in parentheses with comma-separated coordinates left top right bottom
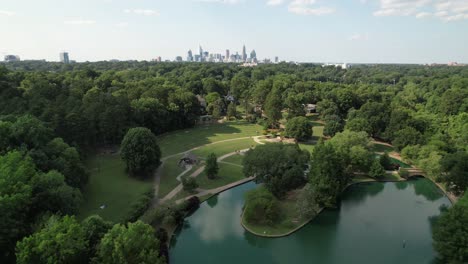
(78, 154, 152, 223)
(197, 163, 245, 190)
(158, 154, 186, 197)
(157, 121, 262, 157)
(222, 153, 244, 165)
(192, 138, 257, 158)
(371, 143, 395, 153)
(312, 126, 324, 138)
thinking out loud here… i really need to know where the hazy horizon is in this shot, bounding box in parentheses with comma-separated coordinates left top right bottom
(1, 0, 468, 64)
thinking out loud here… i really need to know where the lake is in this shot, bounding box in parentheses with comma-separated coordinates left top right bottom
(170, 178, 450, 264)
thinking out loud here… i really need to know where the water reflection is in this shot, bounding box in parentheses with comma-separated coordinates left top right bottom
(171, 179, 451, 264)
(190, 191, 244, 242)
(206, 195, 218, 208)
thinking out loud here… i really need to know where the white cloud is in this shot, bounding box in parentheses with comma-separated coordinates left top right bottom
(0, 10, 15, 16)
(64, 20, 96, 25)
(288, 6, 334, 15)
(124, 9, 159, 16)
(349, 33, 369, 41)
(267, 0, 285, 6)
(373, 0, 468, 21)
(195, 0, 243, 4)
(287, 0, 334, 16)
(416, 11, 432, 18)
(116, 22, 129, 27)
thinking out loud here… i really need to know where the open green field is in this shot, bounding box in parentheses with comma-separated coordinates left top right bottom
(158, 154, 188, 198)
(197, 163, 245, 190)
(78, 154, 152, 223)
(222, 153, 244, 165)
(312, 125, 324, 138)
(192, 138, 257, 158)
(371, 143, 395, 153)
(157, 121, 262, 157)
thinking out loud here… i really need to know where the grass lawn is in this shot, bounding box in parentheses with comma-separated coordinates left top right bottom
(192, 138, 257, 158)
(222, 153, 244, 165)
(298, 142, 315, 153)
(371, 143, 395, 153)
(313, 126, 324, 138)
(390, 157, 411, 168)
(197, 163, 245, 190)
(170, 189, 197, 202)
(242, 189, 314, 236)
(158, 154, 188, 198)
(157, 121, 262, 157)
(78, 154, 152, 223)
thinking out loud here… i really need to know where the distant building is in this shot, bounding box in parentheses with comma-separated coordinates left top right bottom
(304, 104, 317, 114)
(242, 45, 247, 62)
(226, 49, 230, 62)
(60, 52, 70, 63)
(152, 56, 162, 62)
(250, 49, 257, 62)
(187, 50, 193, 62)
(4, 55, 20, 62)
(275, 56, 279, 63)
(323, 63, 350, 69)
(175, 56, 183, 62)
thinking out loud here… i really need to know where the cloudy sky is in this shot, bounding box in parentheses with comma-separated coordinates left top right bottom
(1, 0, 467, 63)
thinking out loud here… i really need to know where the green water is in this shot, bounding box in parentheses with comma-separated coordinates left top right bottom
(170, 178, 450, 264)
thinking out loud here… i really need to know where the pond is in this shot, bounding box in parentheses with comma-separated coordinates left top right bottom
(170, 178, 450, 264)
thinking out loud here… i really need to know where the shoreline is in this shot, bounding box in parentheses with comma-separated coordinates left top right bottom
(241, 175, 455, 238)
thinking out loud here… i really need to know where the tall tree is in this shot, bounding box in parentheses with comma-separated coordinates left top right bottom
(205, 153, 219, 179)
(309, 141, 347, 207)
(95, 221, 165, 264)
(120, 127, 161, 178)
(16, 215, 88, 264)
(243, 143, 309, 198)
(285, 116, 313, 141)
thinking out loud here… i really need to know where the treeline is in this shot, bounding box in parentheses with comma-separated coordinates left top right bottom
(0, 61, 467, 263)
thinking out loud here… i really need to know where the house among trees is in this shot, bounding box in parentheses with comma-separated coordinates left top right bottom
(304, 104, 317, 114)
(179, 152, 198, 167)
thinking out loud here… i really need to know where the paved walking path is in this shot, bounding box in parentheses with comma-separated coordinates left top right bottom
(152, 136, 256, 203)
(158, 148, 251, 203)
(175, 176, 255, 204)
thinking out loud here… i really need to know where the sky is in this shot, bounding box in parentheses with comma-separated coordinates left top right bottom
(1, 0, 468, 63)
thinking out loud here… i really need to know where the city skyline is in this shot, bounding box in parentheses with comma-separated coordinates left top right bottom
(1, 0, 468, 63)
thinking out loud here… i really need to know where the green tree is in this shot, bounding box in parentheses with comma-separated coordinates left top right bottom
(0, 151, 36, 263)
(81, 215, 112, 258)
(120, 127, 161, 178)
(296, 184, 319, 219)
(181, 176, 198, 193)
(243, 187, 279, 225)
(16, 215, 88, 264)
(392, 127, 422, 150)
(95, 221, 165, 264)
(227, 102, 237, 119)
(264, 87, 283, 127)
(440, 152, 468, 195)
(323, 115, 344, 137)
(369, 159, 386, 179)
(205, 153, 219, 179)
(309, 141, 347, 207)
(31, 170, 82, 215)
(243, 143, 309, 198)
(285, 116, 313, 141)
(379, 153, 392, 170)
(432, 192, 468, 263)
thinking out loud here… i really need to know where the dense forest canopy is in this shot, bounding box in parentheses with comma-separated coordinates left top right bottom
(0, 61, 467, 263)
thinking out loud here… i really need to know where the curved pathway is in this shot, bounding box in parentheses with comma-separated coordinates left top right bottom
(152, 136, 256, 203)
(157, 145, 252, 203)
